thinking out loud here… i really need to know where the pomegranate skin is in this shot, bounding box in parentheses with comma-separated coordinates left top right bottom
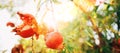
(45, 32, 63, 49)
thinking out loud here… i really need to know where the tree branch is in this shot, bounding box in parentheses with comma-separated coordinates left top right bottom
(73, 0, 103, 47)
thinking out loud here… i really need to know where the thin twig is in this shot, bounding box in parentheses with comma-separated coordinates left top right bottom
(32, 36, 34, 53)
(41, 9, 49, 23)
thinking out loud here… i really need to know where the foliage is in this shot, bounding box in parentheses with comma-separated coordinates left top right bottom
(1, 0, 120, 53)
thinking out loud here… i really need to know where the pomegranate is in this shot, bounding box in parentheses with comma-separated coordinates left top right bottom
(45, 32, 64, 49)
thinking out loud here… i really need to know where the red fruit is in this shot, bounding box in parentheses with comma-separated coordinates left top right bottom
(12, 44, 24, 53)
(118, 38, 120, 45)
(16, 25, 35, 38)
(45, 32, 64, 49)
(6, 22, 15, 27)
(17, 11, 39, 39)
(17, 11, 36, 25)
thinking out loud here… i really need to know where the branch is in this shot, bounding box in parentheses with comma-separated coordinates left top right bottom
(73, 0, 103, 47)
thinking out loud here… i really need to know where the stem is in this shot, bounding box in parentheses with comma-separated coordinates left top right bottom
(40, 1, 50, 23)
(32, 36, 34, 53)
(73, 1, 103, 47)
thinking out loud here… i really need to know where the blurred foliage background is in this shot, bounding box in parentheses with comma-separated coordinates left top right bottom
(0, 0, 120, 53)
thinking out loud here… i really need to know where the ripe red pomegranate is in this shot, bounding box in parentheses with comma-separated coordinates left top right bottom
(45, 32, 64, 50)
(11, 44, 24, 53)
(17, 12, 37, 26)
(14, 25, 35, 38)
(118, 38, 120, 45)
(10, 12, 39, 39)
